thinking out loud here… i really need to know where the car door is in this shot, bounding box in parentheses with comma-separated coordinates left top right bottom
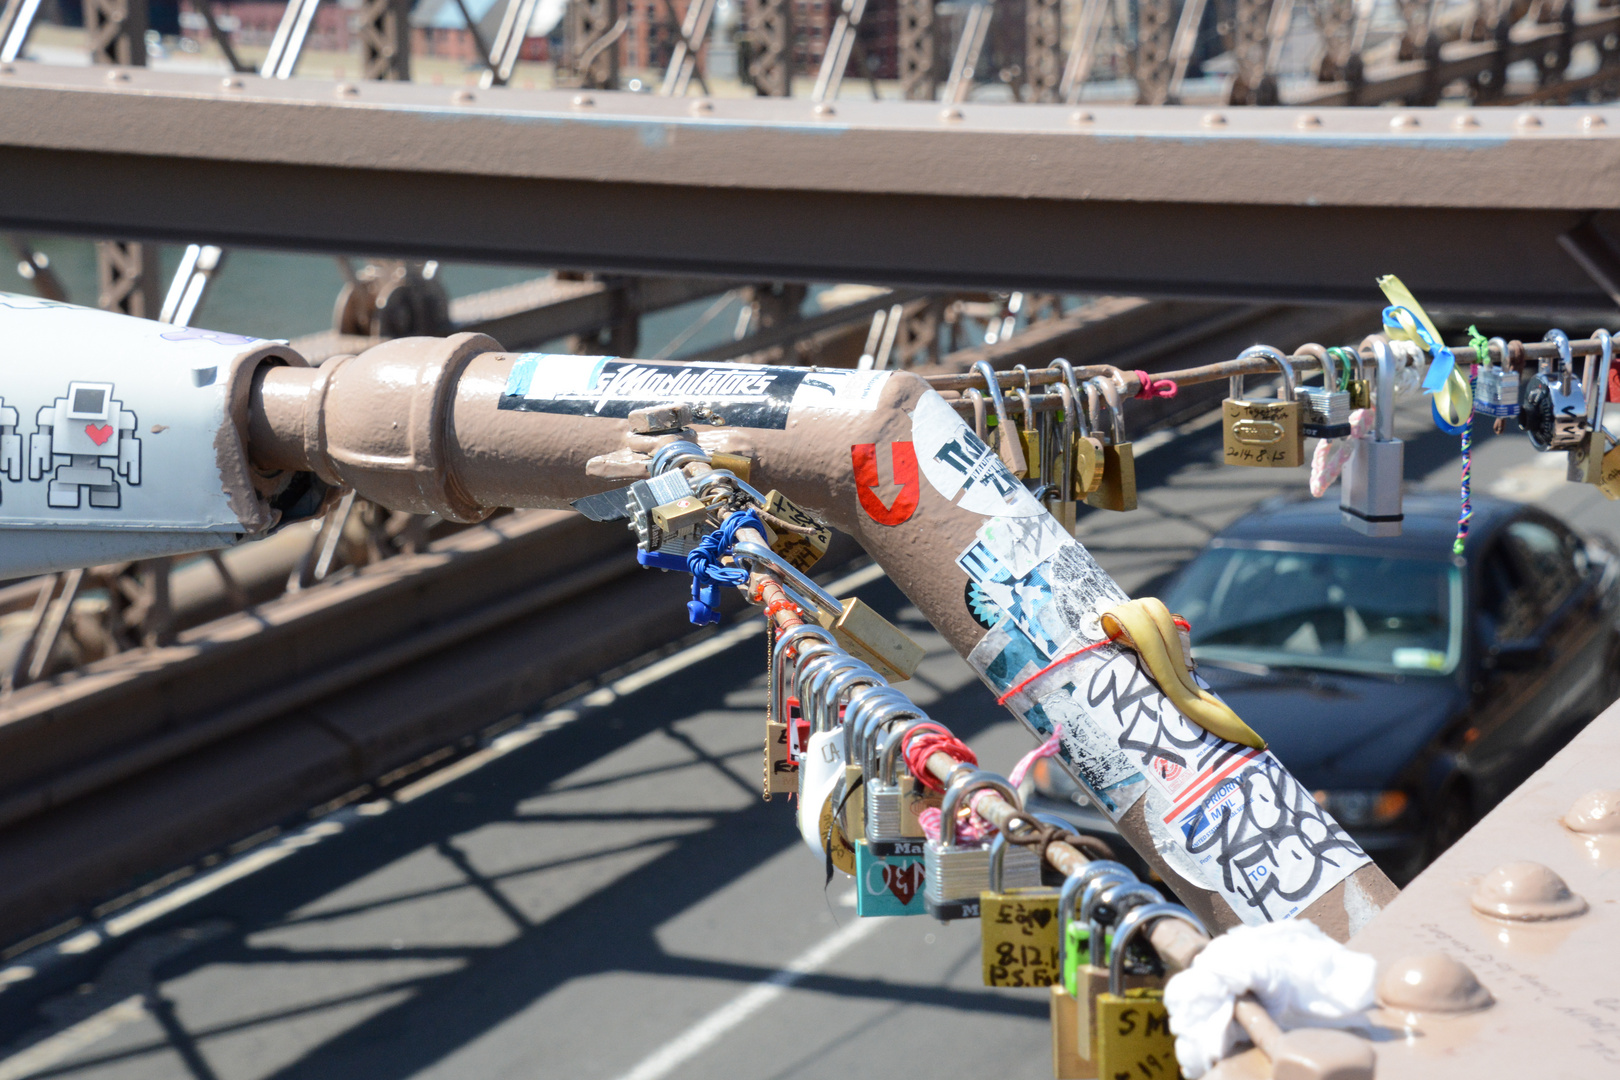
(1466, 516, 1599, 805)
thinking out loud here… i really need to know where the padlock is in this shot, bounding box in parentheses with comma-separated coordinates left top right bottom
(1048, 861, 1136, 1077)
(765, 624, 835, 798)
(980, 827, 1064, 987)
(1049, 360, 1104, 504)
(1475, 335, 1520, 419)
(1521, 329, 1590, 452)
(793, 649, 864, 873)
(1342, 337, 1405, 537)
(1094, 903, 1208, 1080)
(864, 712, 927, 844)
(965, 386, 990, 443)
(817, 596, 925, 684)
(762, 489, 832, 572)
(1083, 378, 1137, 511)
(854, 716, 934, 917)
(1569, 329, 1613, 485)
(924, 771, 1041, 921)
(821, 665, 885, 844)
(1074, 872, 1154, 1059)
(1014, 368, 1043, 483)
(1223, 345, 1305, 468)
(975, 360, 1029, 478)
(1335, 346, 1372, 411)
(1296, 343, 1352, 439)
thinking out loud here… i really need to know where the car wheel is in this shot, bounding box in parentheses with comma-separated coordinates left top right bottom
(1424, 786, 1473, 866)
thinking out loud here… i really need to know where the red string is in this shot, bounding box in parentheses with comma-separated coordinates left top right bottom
(903, 729, 977, 792)
(1134, 370, 1179, 400)
(995, 638, 1112, 706)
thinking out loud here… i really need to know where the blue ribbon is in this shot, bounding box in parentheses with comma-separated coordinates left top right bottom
(1382, 305, 1456, 394)
(684, 509, 764, 625)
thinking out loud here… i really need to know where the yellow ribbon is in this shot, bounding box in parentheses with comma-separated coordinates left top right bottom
(1377, 274, 1474, 425)
(1099, 598, 1267, 750)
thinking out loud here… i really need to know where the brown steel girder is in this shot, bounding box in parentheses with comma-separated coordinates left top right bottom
(4, 66, 1620, 309)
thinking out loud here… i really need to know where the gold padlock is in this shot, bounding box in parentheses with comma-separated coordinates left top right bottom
(1016, 387, 1042, 484)
(1050, 983, 1096, 1080)
(1093, 902, 1206, 1080)
(1084, 377, 1137, 511)
(1223, 345, 1305, 468)
(1600, 439, 1620, 500)
(817, 597, 925, 683)
(976, 360, 1028, 478)
(1049, 370, 1104, 500)
(981, 831, 1062, 988)
(1569, 329, 1613, 487)
(1333, 346, 1372, 411)
(762, 489, 831, 572)
(898, 773, 941, 837)
(764, 720, 797, 796)
(1049, 861, 1135, 1077)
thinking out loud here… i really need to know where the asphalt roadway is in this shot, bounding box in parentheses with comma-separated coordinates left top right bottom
(1, 399, 1616, 1080)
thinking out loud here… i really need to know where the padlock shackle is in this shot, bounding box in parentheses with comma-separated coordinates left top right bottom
(1080, 872, 1142, 927)
(797, 653, 865, 734)
(804, 655, 873, 730)
(819, 663, 885, 739)
(861, 708, 928, 777)
(845, 685, 917, 764)
(1545, 328, 1574, 388)
(1585, 328, 1612, 427)
(1230, 345, 1297, 403)
(1057, 861, 1136, 973)
(1365, 337, 1398, 443)
(964, 387, 989, 442)
(986, 811, 1070, 891)
(877, 715, 934, 784)
(1013, 363, 1033, 394)
(1108, 902, 1209, 997)
(1085, 377, 1125, 444)
(691, 468, 768, 508)
(973, 360, 1017, 438)
(650, 439, 710, 476)
(773, 629, 836, 727)
(1048, 359, 1090, 437)
(939, 769, 1022, 849)
(731, 540, 844, 623)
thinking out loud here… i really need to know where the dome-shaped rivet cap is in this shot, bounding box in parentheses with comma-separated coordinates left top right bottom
(1377, 953, 1493, 1014)
(1470, 861, 1587, 921)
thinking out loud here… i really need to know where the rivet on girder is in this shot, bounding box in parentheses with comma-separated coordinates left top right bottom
(1453, 113, 1479, 129)
(1376, 953, 1494, 1015)
(1470, 861, 1587, 922)
(1069, 110, 1093, 125)
(1563, 789, 1620, 834)
(1296, 113, 1321, 129)
(814, 103, 836, 117)
(1584, 114, 1608, 131)
(1516, 112, 1542, 129)
(573, 95, 595, 108)
(0, 64, 14, 75)
(335, 83, 359, 97)
(940, 107, 963, 122)
(1390, 114, 1418, 129)
(453, 90, 476, 104)
(690, 99, 714, 115)
(221, 77, 244, 90)
(1201, 113, 1226, 128)
(106, 69, 131, 83)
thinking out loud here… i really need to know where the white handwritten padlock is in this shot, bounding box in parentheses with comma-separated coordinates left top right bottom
(1569, 328, 1613, 485)
(1341, 337, 1405, 537)
(1093, 903, 1208, 1080)
(1223, 345, 1304, 468)
(975, 359, 1029, 478)
(1475, 335, 1520, 419)
(793, 650, 864, 873)
(924, 770, 1040, 921)
(1296, 343, 1352, 439)
(1520, 329, 1589, 452)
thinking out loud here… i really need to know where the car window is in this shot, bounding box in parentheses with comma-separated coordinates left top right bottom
(1477, 540, 1540, 644)
(1504, 520, 1582, 614)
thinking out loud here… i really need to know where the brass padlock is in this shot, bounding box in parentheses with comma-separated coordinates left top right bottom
(1016, 386, 1042, 488)
(1568, 328, 1613, 486)
(1601, 439, 1620, 500)
(1337, 346, 1373, 411)
(1223, 345, 1305, 468)
(981, 830, 1063, 988)
(976, 360, 1028, 478)
(1093, 903, 1207, 1080)
(1084, 377, 1137, 511)
(763, 489, 832, 572)
(1048, 861, 1134, 1077)
(818, 596, 925, 683)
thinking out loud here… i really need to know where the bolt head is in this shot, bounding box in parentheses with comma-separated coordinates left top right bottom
(221, 76, 244, 89)
(452, 89, 476, 104)
(1069, 110, 1093, 125)
(1202, 112, 1227, 127)
(1296, 113, 1322, 129)
(689, 98, 714, 114)
(1390, 114, 1419, 129)
(1377, 953, 1493, 1015)
(1470, 861, 1587, 921)
(335, 82, 358, 97)
(1453, 112, 1479, 129)
(1564, 789, 1620, 834)
(572, 94, 595, 107)
(1583, 114, 1608, 131)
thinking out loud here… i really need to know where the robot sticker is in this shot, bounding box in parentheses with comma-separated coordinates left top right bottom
(28, 382, 141, 510)
(0, 397, 20, 505)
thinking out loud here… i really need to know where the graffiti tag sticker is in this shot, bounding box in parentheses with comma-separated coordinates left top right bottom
(499, 355, 889, 430)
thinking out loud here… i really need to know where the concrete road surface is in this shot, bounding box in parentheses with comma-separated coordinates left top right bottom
(0, 398, 1615, 1080)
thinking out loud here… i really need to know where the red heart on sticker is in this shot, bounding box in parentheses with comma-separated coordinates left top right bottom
(886, 861, 924, 906)
(85, 424, 113, 446)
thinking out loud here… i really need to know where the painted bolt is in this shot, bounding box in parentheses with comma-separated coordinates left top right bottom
(1376, 953, 1493, 1014)
(1469, 861, 1587, 921)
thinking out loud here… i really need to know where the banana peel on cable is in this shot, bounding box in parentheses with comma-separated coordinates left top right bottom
(1099, 598, 1267, 750)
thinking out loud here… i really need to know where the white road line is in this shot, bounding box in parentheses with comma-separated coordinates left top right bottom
(614, 916, 887, 1080)
(0, 995, 147, 1080)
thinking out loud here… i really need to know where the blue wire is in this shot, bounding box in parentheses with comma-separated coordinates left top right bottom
(684, 509, 764, 625)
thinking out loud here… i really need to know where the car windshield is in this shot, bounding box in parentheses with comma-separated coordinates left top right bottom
(1163, 545, 1462, 677)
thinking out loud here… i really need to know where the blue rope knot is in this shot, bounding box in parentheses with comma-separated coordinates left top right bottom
(685, 509, 763, 625)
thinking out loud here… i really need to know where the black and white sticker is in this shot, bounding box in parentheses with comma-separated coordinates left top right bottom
(499, 354, 889, 430)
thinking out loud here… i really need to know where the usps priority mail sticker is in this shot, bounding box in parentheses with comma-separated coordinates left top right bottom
(499, 355, 890, 430)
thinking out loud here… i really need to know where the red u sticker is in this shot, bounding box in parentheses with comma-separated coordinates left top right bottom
(852, 442, 920, 526)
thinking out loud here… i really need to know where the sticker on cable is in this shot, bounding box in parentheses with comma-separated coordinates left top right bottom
(500, 355, 888, 430)
(956, 529, 1127, 659)
(1083, 649, 1369, 923)
(910, 391, 1043, 517)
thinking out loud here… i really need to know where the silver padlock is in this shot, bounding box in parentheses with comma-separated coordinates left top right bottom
(1341, 337, 1405, 537)
(1476, 336, 1520, 419)
(1084, 880, 1161, 968)
(924, 771, 1041, 921)
(864, 712, 927, 843)
(1298, 343, 1352, 439)
(1521, 329, 1589, 452)
(1569, 329, 1613, 484)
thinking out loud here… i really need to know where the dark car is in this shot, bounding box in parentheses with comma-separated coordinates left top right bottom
(1025, 493, 1620, 882)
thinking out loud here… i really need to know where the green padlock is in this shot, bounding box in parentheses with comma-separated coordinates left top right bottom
(1093, 902, 1207, 1080)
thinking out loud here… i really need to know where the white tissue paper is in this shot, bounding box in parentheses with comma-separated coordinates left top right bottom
(1162, 919, 1376, 1078)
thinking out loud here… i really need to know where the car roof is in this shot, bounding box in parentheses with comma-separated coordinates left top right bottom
(1210, 492, 1531, 560)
